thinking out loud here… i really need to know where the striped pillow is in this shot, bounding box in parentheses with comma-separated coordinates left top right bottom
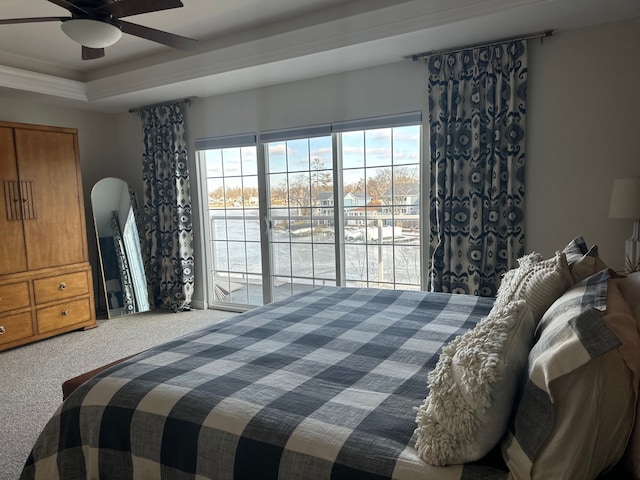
(502, 270, 639, 479)
(562, 235, 609, 283)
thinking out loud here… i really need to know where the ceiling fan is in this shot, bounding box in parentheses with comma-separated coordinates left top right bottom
(0, 0, 198, 60)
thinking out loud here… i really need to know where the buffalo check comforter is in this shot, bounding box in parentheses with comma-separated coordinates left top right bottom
(21, 287, 508, 480)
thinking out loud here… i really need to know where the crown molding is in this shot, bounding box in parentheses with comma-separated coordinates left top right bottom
(0, 65, 86, 101)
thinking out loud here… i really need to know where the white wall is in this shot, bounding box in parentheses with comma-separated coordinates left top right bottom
(114, 16, 640, 307)
(525, 17, 640, 268)
(3, 15, 639, 311)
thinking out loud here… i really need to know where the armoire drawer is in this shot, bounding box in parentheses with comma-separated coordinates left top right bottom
(37, 298, 92, 334)
(0, 281, 30, 313)
(0, 312, 33, 345)
(33, 271, 89, 305)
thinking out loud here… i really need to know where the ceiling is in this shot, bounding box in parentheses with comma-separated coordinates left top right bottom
(1, 0, 639, 113)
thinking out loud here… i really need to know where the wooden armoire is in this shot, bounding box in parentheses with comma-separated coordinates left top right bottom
(0, 121, 96, 351)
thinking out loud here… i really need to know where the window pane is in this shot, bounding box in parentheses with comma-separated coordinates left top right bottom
(312, 208, 334, 243)
(365, 166, 392, 204)
(246, 241, 262, 274)
(345, 244, 367, 282)
(243, 176, 259, 209)
(364, 128, 392, 167)
(314, 243, 335, 279)
(394, 245, 420, 285)
(205, 149, 223, 177)
(287, 139, 310, 172)
(267, 142, 287, 173)
(273, 278, 293, 302)
(223, 176, 243, 208)
(241, 146, 258, 175)
(200, 145, 263, 307)
(339, 123, 421, 290)
(310, 136, 332, 166)
(212, 241, 229, 271)
(393, 125, 421, 165)
(271, 207, 291, 243)
(226, 216, 245, 241)
(273, 242, 291, 277)
(342, 131, 364, 169)
(207, 178, 225, 209)
(222, 148, 242, 177)
(244, 209, 260, 241)
(227, 241, 247, 272)
(210, 215, 227, 241)
(269, 173, 288, 206)
(288, 172, 311, 211)
(291, 243, 313, 277)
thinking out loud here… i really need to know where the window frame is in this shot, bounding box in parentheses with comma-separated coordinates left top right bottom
(195, 112, 424, 310)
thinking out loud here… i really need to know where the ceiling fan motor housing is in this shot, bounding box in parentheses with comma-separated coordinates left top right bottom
(61, 18, 122, 48)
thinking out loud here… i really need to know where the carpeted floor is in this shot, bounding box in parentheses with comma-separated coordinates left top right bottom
(0, 308, 236, 480)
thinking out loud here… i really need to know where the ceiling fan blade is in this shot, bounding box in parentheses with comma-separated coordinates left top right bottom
(82, 46, 105, 60)
(46, 0, 90, 16)
(96, 0, 184, 19)
(0, 17, 69, 25)
(116, 19, 198, 50)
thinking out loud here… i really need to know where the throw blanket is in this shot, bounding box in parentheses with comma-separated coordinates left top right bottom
(22, 287, 504, 480)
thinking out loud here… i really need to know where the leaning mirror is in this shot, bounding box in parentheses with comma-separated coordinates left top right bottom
(91, 177, 151, 318)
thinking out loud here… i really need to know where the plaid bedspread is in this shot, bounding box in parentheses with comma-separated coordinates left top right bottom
(21, 287, 506, 480)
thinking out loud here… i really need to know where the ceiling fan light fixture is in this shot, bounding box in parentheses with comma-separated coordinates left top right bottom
(61, 19, 122, 49)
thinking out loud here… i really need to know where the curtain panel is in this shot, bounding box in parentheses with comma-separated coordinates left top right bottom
(139, 101, 194, 311)
(427, 40, 527, 297)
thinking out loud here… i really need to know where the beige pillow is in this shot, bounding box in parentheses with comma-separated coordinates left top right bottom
(615, 272, 640, 477)
(502, 272, 640, 479)
(561, 235, 589, 265)
(495, 251, 573, 323)
(570, 245, 609, 283)
(415, 300, 534, 466)
(562, 236, 609, 283)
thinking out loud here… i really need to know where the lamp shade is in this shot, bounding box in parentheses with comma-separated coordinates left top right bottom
(61, 19, 122, 49)
(609, 178, 640, 220)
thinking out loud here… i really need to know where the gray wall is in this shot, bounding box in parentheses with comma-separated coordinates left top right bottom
(2, 16, 639, 309)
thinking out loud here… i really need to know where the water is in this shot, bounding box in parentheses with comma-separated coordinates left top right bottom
(208, 209, 421, 302)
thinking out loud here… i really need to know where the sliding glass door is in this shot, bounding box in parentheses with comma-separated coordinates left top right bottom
(200, 143, 263, 306)
(341, 125, 421, 289)
(196, 113, 422, 309)
(264, 135, 337, 301)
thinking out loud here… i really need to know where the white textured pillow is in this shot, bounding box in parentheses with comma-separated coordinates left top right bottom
(495, 251, 573, 323)
(414, 300, 534, 466)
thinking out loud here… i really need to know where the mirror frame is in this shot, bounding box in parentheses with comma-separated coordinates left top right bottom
(91, 177, 151, 318)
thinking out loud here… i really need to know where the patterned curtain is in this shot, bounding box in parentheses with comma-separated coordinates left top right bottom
(138, 101, 194, 311)
(427, 41, 527, 297)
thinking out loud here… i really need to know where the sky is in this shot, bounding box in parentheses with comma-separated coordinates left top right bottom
(203, 125, 420, 195)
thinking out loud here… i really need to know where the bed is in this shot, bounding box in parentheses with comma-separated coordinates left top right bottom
(19, 237, 640, 480)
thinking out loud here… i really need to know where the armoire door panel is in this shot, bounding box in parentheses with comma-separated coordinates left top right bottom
(0, 127, 27, 275)
(14, 128, 85, 270)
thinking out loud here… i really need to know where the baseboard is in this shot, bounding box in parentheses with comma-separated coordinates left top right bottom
(190, 299, 208, 310)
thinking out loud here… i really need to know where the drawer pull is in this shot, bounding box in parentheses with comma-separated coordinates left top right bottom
(62, 310, 70, 316)
(0, 326, 5, 335)
(59, 283, 66, 291)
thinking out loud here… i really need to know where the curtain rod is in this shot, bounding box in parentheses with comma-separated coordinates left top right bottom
(128, 97, 195, 114)
(405, 29, 553, 61)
